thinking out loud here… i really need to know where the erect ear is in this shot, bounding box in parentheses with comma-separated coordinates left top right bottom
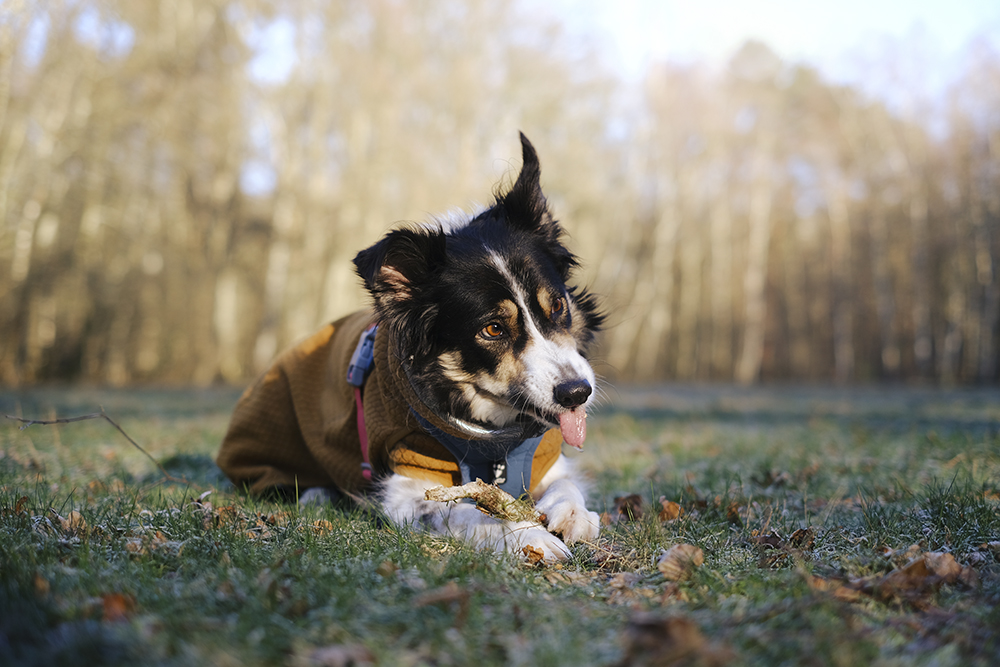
(497, 132, 550, 232)
(353, 227, 447, 304)
(496, 133, 578, 279)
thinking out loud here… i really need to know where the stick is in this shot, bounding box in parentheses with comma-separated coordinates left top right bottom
(425, 479, 539, 523)
(5, 409, 188, 485)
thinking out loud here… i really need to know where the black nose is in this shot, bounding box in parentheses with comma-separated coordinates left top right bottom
(553, 380, 592, 409)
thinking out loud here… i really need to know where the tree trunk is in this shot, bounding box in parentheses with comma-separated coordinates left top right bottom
(735, 130, 775, 385)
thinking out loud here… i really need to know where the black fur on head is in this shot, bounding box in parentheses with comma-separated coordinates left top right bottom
(353, 133, 602, 380)
(493, 133, 579, 280)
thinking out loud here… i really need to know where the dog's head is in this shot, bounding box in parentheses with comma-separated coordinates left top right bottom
(354, 133, 603, 447)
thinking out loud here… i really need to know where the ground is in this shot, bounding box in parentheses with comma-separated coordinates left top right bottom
(1, 384, 999, 666)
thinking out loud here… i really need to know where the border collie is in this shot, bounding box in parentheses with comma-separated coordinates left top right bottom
(218, 133, 602, 561)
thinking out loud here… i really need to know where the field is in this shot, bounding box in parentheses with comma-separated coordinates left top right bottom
(2, 384, 999, 666)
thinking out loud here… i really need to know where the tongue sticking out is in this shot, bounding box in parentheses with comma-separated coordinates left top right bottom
(559, 409, 587, 450)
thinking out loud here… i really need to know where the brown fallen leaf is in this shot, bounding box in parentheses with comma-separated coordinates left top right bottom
(752, 528, 815, 569)
(613, 494, 644, 521)
(660, 582, 691, 603)
(789, 528, 816, 550)
(657, 544, 704, 581)
(102, 592, 135, 623)
(726, 502, 742, 526)
(619, 613, 733, 667)
(59, 510, 87, 535)
(34, 573, 50, 597)
(124, 530, 185, 557)
(812, 551, 977, 608)
(657, 497, 683, 522)
(544, 570, 591, 586)
(805, 575, 864, 602)
(522, 545, 545, 565)
(752, 469, 791, 488)
(412, 582, 470, 628)
(375, 560, 399, 578)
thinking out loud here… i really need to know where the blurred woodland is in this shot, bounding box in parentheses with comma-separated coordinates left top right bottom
(2, 0, 1000, 386)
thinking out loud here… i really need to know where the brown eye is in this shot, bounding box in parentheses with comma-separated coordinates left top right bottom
(550, 297, 565, 319)
(481, 323, 504, 339)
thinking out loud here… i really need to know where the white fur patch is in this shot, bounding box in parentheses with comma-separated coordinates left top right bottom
(487, 251, 597, 417)
(379, 470, 598, 561)
(424, 205, 486, 234)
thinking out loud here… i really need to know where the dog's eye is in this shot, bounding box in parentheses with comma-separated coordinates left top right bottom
(550, 297, 565, 319)
(481, 323, 505, 339)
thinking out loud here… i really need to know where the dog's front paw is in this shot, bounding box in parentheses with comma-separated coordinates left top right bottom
(299, 487, 337, 506)
(505, 524, 572, 562)
(535, 479, 600, 544)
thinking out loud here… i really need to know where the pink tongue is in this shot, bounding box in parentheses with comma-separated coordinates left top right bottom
(559, 409, 587, 450)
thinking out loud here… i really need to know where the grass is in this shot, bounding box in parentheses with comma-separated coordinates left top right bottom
(1, 384, 999, 666)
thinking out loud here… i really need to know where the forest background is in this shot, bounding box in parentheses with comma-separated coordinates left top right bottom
(3, 0, 1000, 388)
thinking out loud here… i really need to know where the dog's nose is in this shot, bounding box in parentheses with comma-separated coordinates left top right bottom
(553, 380, 592, 409)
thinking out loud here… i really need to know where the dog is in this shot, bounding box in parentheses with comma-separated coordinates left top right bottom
(217, 133, 603, 561)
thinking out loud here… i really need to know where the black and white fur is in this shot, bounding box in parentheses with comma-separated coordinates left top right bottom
(312, 134, 603, 561)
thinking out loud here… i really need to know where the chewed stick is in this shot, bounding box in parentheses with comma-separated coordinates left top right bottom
(5, 409, 188, 484)
(425, 479, 539, 523)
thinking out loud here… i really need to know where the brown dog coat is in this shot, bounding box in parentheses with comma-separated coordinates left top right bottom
(216, 309, 563, 495)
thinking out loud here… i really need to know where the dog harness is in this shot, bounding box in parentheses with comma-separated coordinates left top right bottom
(347, 325, 547, 497)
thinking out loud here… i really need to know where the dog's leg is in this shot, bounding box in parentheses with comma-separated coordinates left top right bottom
(531, 455, 600, 544)
(299, 487, 339, 506)
(380, 474, 572, 561)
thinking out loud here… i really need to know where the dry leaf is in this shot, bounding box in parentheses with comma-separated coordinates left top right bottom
(806, 575, 863, 602)
(124, 531, 185, 557)
(34, 573, 50, 597)
(726, 502, 742, 526)
(753, 528, 815, 568)
(59, 510, 87, 535)
(660, 582, 691, 603)
(544, 570, 590, 586)
(657, 544, 704, 581)
(308, 519, 334, 535)
(923, 551, 962, 579)
(412, 582, 470, 627)
(522, 545, 545, 565)
(789, 528, 816, 550)
(102, 593, 135, 623)
(621, 613, 732, 666)
(657, 497, 683, 522)
(613, 494, 644, 521)
(815, 550, 978, 608)
(375, 560, 398, 578)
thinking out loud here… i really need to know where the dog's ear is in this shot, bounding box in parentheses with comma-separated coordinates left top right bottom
(353, 227, 446, 362)
(497, 132, 550, 232)
(497, 133, 579, 278)
(353, 227, 447, 301)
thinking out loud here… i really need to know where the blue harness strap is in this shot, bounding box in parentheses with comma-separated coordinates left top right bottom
(411, 411, 544, 498)
(348, 323, 544, 496)
(347, 324, 379, 480)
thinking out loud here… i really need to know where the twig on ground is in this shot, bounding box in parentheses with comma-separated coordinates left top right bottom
(5, 409, 188, 485)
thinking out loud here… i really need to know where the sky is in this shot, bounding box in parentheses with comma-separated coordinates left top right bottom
(553, 0, 1000, 90)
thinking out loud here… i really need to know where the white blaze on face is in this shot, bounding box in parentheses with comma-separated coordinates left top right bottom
(488, 252, 596, 444)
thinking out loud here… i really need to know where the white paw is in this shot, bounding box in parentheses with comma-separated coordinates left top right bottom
(299, 487, 336, 506)
(504, 523, 572, 562)
(535, 479, 600, 544)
